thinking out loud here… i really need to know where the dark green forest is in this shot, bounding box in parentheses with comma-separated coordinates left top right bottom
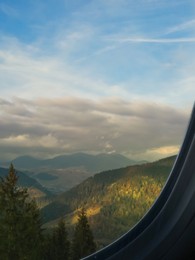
(0, 165, 96, 260)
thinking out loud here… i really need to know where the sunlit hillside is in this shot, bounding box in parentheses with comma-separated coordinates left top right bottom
(41, 155, 176, 248)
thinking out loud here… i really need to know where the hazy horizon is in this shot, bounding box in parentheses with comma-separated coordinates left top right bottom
(0, 146, 179, 164)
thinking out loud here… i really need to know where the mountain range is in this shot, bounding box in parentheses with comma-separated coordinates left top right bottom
(3, 153, 138, 172)
(2, 153, 142, 193)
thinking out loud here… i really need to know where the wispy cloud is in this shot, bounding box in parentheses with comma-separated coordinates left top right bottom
(165, 19, 195, 35)
(0, 36, 117, 99)
(108, 36, 195, 44)
(0, 3, 18, 17)
(0, 31, 195, 109)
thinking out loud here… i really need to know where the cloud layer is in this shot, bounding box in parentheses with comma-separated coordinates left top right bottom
(0, 97, 189, 161)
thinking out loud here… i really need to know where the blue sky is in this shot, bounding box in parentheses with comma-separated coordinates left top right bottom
(0, 0, 195, 161)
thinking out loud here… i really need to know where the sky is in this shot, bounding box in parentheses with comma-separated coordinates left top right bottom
(0, 0, 195, 162)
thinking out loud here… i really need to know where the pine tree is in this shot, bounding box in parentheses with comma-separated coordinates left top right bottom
(71, 208, 96, 260)
(45, 218, 70, 260)
(0, 164, 43, 259)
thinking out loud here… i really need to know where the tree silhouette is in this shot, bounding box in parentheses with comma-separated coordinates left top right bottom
(0, 164, 43, 259)
(45, 218, 70, 260)
(71, 208, 96, 260)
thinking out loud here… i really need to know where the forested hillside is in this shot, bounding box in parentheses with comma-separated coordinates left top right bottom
(42, 155, 176, 247)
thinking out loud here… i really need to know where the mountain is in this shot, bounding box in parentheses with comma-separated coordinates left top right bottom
(3, 155, 43, 169)
(2, 153, 139, 193)
(5, 153, 137, 172)
(41, 155, 176, 247)
(0, 166, 52, 206)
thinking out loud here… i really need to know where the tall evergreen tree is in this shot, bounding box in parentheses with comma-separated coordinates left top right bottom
(45, 218, 70, 260)
(71, 208, 96, 260)
(0, 164, 43, 259)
